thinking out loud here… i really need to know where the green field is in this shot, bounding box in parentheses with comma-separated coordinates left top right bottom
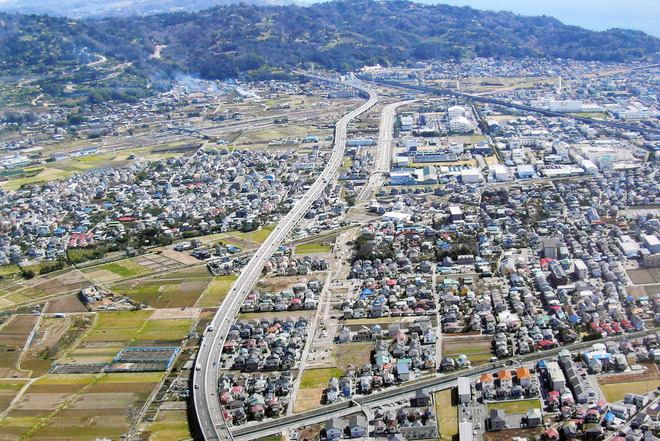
(101, 261, 153, 278)
(300, 368, 344, 389)
(134, 318, 193, 345)
(237, 223, 276, 244)
(488, 399, 541, 414)
(197, 276, 237, 307)
(98, 372, 165, 383)
(600, 380, 660, 403)
(112, 277, 212, 308)
(435, 389, 458, 440)
(145, 409, 193, 441)
(64, 311, 153, 363)
(0, 265, 22, 278)
(296, 244, 332, 254)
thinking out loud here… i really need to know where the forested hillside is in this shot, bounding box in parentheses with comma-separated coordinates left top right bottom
(0, 0, 658, 83)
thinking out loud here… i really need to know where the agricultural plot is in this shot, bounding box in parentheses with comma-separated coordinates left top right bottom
(0, 381, 27, 413)
(0, 270, 92, 309)
(0, 315, 38, 377)
(0, 375, 93, 440)
(335, 342, 374, 373)
(196, 276, 237, 308)
(295, 367, 344, 413)
(82, 257, 165, 284)
(63, 311, 153, 365)
(112, 276, 212, 309)
(296, 244, 332, 254)
(163, 265, 212, 279)
(442, 334, 493, 366)
(43, 295, 88, 314)
(136, 253, 185, 273)
(2, 372, 163, 440)
(21, 316, 75, 377)
(435, 389, 458, 441)
(143, 409, 192, 441)
(101, 261, 154, 279)
(134, 319, 193, 346)
(627, 269, 657, 285)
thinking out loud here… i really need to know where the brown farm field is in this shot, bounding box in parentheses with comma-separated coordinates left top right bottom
(1, 372, 163, 440)
(0, 381, 28, 413)
(627, 269, 657, 285)
(43, 295, 87, 313)
(443, 334, 493, 365)
(0, 315, 38, 347)
(0, 315, 38, 377)
(335, 342, 374, 373)
(482, 427, 544, 441)
(0, 269, 93, 310)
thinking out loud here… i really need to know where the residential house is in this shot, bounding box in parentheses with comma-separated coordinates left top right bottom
(324, 417, 345, 440)
(338, 327, 352, 342)
(410, 389, 431, 407)
(517, 367, 532, 387)
(481, 373, 494, 391)
(489, 409, 507, 431)
(499, 369, 513, 388)
(526, 408, 542, 427)
(349, 414, 367, 438)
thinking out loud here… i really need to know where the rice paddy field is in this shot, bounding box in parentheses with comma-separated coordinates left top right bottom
(0, 372, 164, 440)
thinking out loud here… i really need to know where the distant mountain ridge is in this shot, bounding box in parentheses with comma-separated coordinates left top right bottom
(0, 0, 658, 83)
(0, 0, 276, 18)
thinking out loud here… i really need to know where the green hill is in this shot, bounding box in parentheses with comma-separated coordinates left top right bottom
(0, 0, 658, 85)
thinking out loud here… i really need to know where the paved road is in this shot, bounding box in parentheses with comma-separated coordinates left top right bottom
(358, 100, 412, 203)
(228, 328, 654, 441)
(191, 79, 378, 441)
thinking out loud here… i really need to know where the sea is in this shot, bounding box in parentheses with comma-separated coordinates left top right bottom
(421, 0, 659, 38)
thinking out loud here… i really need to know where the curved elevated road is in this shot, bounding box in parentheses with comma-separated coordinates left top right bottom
(192, 80, 378, 441)
(358, 99, 412, 203)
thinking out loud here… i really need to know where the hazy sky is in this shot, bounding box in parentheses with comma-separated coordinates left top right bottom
(413, 0, 660, 37)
